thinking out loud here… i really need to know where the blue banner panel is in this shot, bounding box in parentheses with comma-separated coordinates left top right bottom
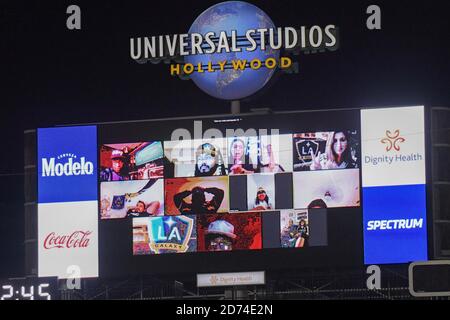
(37, 126, 98, 203)
(363, 184, 427, 264)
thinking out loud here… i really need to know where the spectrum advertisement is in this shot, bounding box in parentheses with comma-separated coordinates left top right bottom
(35, 106, 429, 278)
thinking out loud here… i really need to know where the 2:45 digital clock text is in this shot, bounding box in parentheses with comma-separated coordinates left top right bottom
(1, 284, 52, 300)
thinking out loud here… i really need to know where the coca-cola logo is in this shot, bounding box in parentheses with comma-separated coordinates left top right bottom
(43, 231, 92, 249)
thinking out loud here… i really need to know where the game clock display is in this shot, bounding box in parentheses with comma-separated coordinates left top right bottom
(1, 277, 58, 300)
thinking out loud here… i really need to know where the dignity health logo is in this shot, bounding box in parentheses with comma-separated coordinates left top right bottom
(210, 275, 219, 285)
(364, 129, 422, 166)
(380, 130, 405, 152)
(41, 153, 94, 177)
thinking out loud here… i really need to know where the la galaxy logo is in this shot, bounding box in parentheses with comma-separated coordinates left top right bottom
(147, 216, 195, 254)
(295, 139, 319, 162)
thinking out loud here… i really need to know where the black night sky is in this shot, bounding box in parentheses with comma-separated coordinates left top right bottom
(0, 0, 449, 277)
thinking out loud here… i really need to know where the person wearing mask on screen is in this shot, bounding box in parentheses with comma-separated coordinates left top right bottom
(174, 186, 224, 215)
(310, 131, 358, 170)
(100, 149, 130, 181)
(228, 138, 255, 175)
(194, 143, 227, 177)
(252, 187, 273, 210)
(205, 220, 236, 252)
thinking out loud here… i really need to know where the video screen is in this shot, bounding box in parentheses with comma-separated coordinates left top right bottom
(280, 210, 309, 248)
(164, 176, 229, 215)
(293, 169, 360, 209)
(227, 134, 292, 175)
(96, 111, 366, 276)
(100, 142, 164, 181)
(293, 131, 359, 171)
(164, 138, 228, 178)
(38, 107, 429, 277)
(133, 215, 197, 255)
(163, 135, 293, 178)
(197, 212, 262, 252)
(246, 173, 276, 211)
(100, 179, 164, 219)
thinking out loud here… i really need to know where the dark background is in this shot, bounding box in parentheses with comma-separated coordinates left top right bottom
(1, 0, 449, 278)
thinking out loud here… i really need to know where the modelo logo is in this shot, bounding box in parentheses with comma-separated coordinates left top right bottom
(41, 153, 94, 177)
(43, 231, 92, 249)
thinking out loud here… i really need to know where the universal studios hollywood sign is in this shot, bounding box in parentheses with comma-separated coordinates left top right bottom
(129, 1, 339, 100)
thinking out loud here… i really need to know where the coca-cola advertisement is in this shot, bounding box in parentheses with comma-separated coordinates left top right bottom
(38, 201, 98, 279)
(43, 231, 92, 250)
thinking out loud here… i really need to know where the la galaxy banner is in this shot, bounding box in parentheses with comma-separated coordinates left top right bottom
(133, 216, 197, 255)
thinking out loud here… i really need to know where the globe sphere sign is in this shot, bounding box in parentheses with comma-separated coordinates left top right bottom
(185, 1, 279, 100)
(130, 1, 339, 100)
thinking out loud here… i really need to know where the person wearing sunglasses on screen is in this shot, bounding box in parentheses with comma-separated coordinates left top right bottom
(194, 143, 227, 177)
(205, 220, 236, 252)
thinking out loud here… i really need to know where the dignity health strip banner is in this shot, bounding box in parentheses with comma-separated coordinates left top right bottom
(361, 106, 427, 264)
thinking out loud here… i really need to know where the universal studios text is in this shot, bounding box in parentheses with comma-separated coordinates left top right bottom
(130, 25, 339, 76)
